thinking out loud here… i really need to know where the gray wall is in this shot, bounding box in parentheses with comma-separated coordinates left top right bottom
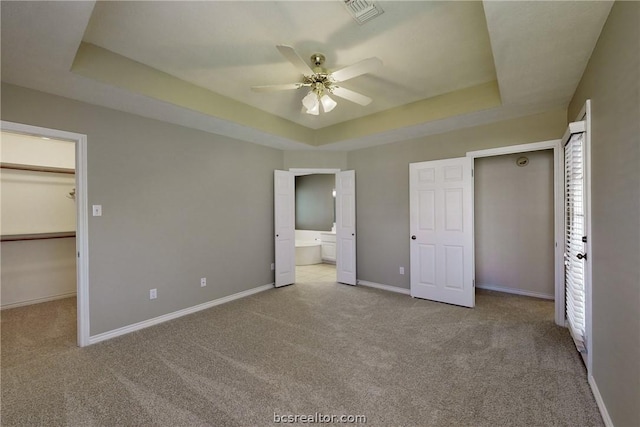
(347, 109, 567, 289)
(283, 150, 347, 170)
(475, 151, 554, 298)
(1, 83, 283, 336)
(568, 2, 640, 425)
(295, 174, 334, 231)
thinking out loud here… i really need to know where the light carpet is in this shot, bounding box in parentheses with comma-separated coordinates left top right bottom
(1, 283, 603, 426)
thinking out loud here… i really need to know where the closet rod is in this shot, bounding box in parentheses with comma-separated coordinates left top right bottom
(1, 232, 76, 242)
(0, 162, 75, 175)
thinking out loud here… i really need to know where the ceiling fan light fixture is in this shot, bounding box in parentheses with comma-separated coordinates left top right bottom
(306, 102, 320, 115)
(252, 45, 381, 115)
(320, 94, 337, 113)
(302, 90, 318, 111)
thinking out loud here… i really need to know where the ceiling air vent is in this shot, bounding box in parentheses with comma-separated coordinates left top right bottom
(343, 0, 384, 25)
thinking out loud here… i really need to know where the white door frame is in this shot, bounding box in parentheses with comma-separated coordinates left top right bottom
(467, 139, 564, 326)
(1, 120, 90, 347)
(581, 100, 593, 374)
(289, 168, 341, 176)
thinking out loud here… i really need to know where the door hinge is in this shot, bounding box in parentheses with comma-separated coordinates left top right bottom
(77, 252, 80, 258)
(582, 236, 587, 243)
(472, 279, 475, 287)
(471, 169, 474, 177)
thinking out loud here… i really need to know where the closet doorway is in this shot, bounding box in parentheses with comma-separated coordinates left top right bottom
(474, 150, 556, 300)
(468, 140, 564, 325)
(410, 140, 564, 325)
(0, 121, 89, 347)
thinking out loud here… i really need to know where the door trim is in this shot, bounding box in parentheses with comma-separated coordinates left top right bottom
(1, 120, 90, 347)
(289, 168, 340, 176)
(583, 100, 592, 374)
(467, 139, 564, 326)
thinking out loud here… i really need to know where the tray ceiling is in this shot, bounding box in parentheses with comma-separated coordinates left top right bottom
(1, 1, 613, 150)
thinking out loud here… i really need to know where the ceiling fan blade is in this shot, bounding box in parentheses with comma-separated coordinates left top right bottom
(276, 45, 314, 76)
(330, 57, 382, 82)
(251, 83, 303, 93)
(331, 86, 373, 106)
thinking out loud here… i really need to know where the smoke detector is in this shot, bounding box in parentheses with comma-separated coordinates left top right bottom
(343, 0, 384, 25)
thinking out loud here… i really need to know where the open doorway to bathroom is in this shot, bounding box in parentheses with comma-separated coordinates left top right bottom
(294, 173, 337, 284)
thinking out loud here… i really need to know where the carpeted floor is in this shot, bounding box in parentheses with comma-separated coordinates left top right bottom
(1, 283, 603, 426)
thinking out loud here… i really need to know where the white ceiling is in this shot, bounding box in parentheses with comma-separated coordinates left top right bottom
(83, 1, 497, 130)
(1, 1, 613, 150)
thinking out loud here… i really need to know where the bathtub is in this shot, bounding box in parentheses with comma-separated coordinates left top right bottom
(295, 240, 322, 266)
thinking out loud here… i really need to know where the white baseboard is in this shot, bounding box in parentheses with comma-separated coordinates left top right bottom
(476, 283, 554, 300)
(357, 280, 411, 295)
(88, 283, 274, 345)
(588, 375, 614, 427)
(1, 292, 77, 310)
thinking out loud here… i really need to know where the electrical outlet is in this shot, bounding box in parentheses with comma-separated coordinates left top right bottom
(200, 277, 207, 287)
(399, 267, 405, 275)
(271, 263, 275, 271)
(149, 288, 157, 300)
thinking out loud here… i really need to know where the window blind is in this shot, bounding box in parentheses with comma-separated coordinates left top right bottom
(564, 132, 587, 352)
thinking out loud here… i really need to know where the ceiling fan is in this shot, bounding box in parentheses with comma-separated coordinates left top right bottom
(251, 45, 382, 115)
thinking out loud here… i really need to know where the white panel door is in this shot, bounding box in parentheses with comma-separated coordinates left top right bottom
(410, 158, 474, 307)
(274, 170, 295, 287)
(336, 170, 356, 285)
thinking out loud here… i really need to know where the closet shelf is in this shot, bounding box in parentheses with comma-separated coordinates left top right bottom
(1, 232, 76, 242)
(0, 162, 75, 175)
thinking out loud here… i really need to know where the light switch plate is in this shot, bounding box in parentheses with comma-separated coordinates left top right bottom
(92, 205, 102, 217)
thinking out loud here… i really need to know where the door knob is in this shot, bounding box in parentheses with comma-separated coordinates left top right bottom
(411, 235, 417, 240)
(577, 253, 587, 260)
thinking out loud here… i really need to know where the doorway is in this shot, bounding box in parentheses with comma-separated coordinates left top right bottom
(474, 150, 555, 300)
(409, 140, 564, 325)
(293, 173, 337, 284)
(274, 168, 356, 287)
(468, 140, 564, 326)
(0, 121, 89, 347)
